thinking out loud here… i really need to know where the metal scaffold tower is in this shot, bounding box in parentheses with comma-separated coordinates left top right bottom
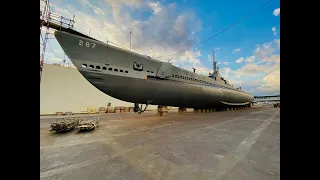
(40, 0, 75, 83)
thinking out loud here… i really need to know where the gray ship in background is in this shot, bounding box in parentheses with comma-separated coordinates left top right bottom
(54, 29, 254, 112)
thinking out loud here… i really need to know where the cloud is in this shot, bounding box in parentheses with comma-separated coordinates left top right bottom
(235, 41, 279, 78)
(235, 56, 255, 64)
(233, 48, 241, 53)
(207, 55, 212, 61)
(148, 1, 162, 14)
(272, 26, 276, 36)
(174, 50, 201, 65)
(273, 8, 280, 16)
(254, 42, 276, 59)
(220, 67, 232, 78)
(89, 4, 104, 15)
(48, 0, 202, 67)
(274, 39, 280, 49)
(105, 0, 146, 8)
(261, 69, 280, 90)
(245, 56, 255, 63)
(235, 57, 244, 63)
(230, 39, 280, 95)
(247, 68, 280, 95)
(78, 0, 104, 15)
(233, 63, 272, 78)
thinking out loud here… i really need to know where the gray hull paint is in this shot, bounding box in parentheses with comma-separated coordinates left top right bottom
(54, 31, 254, 108)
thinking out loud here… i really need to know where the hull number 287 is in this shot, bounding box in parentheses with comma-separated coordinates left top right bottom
(79, 40, 96, 48)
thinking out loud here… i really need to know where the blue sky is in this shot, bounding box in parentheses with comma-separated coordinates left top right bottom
(40, 0, 280, 96)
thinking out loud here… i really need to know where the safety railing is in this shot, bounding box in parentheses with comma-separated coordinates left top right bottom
(48, 12, 75, 30)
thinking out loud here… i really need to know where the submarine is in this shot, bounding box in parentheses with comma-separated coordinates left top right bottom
(53, 30, 254, 112)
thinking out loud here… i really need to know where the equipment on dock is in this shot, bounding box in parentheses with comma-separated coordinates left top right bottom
(76, 119, 99, 132)
(49, 117, 81, 132)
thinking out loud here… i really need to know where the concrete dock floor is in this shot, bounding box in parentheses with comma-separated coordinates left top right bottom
(40, 106, 280, 180)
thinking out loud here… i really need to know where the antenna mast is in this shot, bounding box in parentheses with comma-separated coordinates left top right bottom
(212, 49, 217, 73)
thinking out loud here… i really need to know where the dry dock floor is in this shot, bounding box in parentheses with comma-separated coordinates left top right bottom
(40, 106, 280, 180)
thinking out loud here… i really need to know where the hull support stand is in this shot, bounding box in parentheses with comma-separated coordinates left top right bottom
(158, 105, 168, 116)
(178, 107, 187, 114)
(134, 103, 149, 114)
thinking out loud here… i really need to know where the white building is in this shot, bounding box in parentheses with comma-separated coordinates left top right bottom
(40, 63, 158, 115)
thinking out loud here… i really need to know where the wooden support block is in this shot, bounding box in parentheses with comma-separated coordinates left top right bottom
(107, 107, 114, 113)
(55, 112, 64, 116)
(114, 106, 121, 113)
(65, 112, 72, 115)
(158, 105, 168, 116)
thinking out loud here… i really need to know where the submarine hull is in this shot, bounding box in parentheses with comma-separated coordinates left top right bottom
(54, 31, 254, 108)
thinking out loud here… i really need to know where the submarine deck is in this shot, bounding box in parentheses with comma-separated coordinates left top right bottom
(40, 106, 280, 180)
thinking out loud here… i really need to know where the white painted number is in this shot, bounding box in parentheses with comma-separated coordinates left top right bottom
(78, 40, 96, 48)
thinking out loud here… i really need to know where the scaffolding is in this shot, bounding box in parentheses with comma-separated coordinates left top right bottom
(40, 0, 50, 83)
(40, 0, 75, 83)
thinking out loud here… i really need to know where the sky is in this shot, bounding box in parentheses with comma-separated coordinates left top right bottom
(40, 0, 280, 96)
